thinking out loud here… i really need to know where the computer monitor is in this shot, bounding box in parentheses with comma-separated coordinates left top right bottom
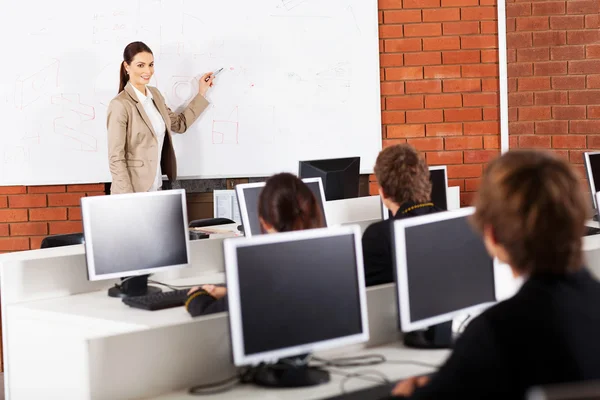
(584, 152, 600, 212)
(299, 157, 360, 201)
(235, 177, 327, 237)
(81, 189, 190, 298)
(224, 225, 369, 387)
(381, 165, 448, 220)
(393, 207, 495, 333)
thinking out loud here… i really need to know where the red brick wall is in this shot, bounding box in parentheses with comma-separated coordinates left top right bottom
(507, 0, 599, 174)
(375, 0, 501, 205)
(0, 184, 104, 252)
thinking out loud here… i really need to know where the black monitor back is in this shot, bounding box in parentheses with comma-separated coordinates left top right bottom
(299, 157, 360, 201)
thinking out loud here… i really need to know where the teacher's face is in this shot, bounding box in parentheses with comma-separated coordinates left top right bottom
(125, 52, 154, 88)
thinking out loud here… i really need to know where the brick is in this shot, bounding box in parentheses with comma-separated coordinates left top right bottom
(551, 46, 585, 61)
(387, 124, 426, 138)
(379, 25, 404, 39)
(0, 209, 28, 223)
(589, 105, 600, 118)
(405, 23, 442, 37)
(567, 0, 600, 14)
(461, 7, 497, 21)
(423, 37, 460, 51)
(0, 196, 6, 208)
(49, 221, 83, 235)
(463, 93, 499, 107)
(481, 50, 499, 63)
(386, 67, 423, 81)
(28, 185, 66, 194)
(535, 91, 568, 105)
(445, 136, 483, 150)
(403, 0, 441, 8)
(443, 21, 479, 35)
(509, 92, 534, 106)
(382, 111, 406, 124)
(519, 135, 552, 148)
(404, 52, 442, 66)
(486, 107, 501, 121)
(484, 136, 500, 149)
(68, 207, 82, 221)
(381, 82, 405, 95)
(519, 106, 552, 121)
(464, 121, 500, 135)
(552, 106, 587, 120)
(517, 48, 550, 62)
(508, 62, 533, 77)
(586, 14, 600, 29)
(534, 61, 568, 76)
(507, 32, 533, 49)
(443, 79, 481, 92)
(382, 139, 408, 149)
(29, 208, 67, 221)
(518, 77, 551, 91)
(378, 0, 402, 8)
(379, 10, 383, 24)
(384, 10, 423, 24)
(516, 17, 550, 31)
(424, 66, 461, 79)
(427, 151, 463, 165)
(589, 75, 600, 89)
(10, 222, 48, 236)
(464, 178, 481, 192)
(425, 94, 462, 108)
(442, 50, 480, 64)
(0, 186, 26, 195)
(569, 60, 600, 74)
(552, 76, 586, 89)
(406, 110, 444, 123)
(67, 184, 105, 192)
(508, 107, 517, 122)
(588, 45, 600, 59)
(423, 8, 460, 21)
(380, 54, 404, 68)
(482, 78, 500, 92)
(462, 65, 499, 78)
(532, 1, 566, 15)
(447, 164, 483, 178)
(510, 121, 535, 135)
(552, 135, 587, 149)
(568, 31, 600, 45)
(507, 3, 532, 18)
(481, 21, 498, 34)
(448, 179, 466, 191)
(0, 224, 7, 236)
(406, 80, 442, 94)
(464, 150, 499, 164)
(460, 192, 477, 206)
(387, 96, 424, 110)
(569, 90, 600, 105)
(550, 16, 585, 30)
(385, 39, 422, 53)
(569, 150, 588, 164)
(407, 138, 445, 151)
(442, 0, 478, 4)
(571, 121, 600, 134)
(535, 120, 569, 134)
(426, 123, 464, 136)
(0, 238, 30, 251)
(589, 136, 600, 148)
(461, 35, 498, 49)
(444, 108, 483, 122)
(47, 193, 84, 207)
(8, 194, 47, 208)
(533, 31, 566, 47)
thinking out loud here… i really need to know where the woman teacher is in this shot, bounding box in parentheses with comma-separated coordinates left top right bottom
(107, 41, 214, 194)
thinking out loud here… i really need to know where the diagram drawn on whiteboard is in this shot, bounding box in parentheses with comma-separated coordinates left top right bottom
(14, 58, 60, 110)
(212, 106, 239, 145)
(315, 62, 352, 103)
(51, 94, 98, 152)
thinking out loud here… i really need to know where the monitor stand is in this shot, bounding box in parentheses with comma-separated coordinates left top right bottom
(250, 355, 330, 388)
(403, 321, 453, 349)
(107, 275, 162, 298)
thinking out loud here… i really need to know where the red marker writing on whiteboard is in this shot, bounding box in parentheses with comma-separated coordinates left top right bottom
(205, 67, 223, 82)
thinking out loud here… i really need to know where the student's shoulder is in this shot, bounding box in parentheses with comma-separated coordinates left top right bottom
(362, 219, 392, 241)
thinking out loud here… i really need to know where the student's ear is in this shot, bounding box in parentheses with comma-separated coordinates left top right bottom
(378, 187, 386, 200)
(483, 225, 514, 273)
(259, 217, 276, 234)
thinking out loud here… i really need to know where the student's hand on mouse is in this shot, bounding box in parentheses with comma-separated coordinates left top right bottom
(199, 72, 214, 97)
(202, 284, 227, 299)
(391, 375, 430, 397)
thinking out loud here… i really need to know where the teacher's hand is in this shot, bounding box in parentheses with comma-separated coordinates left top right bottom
(199, 72, 214, 97)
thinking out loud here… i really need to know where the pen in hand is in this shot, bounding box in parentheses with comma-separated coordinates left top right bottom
(205, 67, 224, 82)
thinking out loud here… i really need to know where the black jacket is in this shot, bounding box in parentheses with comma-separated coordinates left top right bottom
(410, 268, 600, 399)
(362, 202, 442, 287)
(186, 290, 228, 317)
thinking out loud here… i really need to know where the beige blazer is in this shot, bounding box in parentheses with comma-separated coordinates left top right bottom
(106, 82, 209, 194)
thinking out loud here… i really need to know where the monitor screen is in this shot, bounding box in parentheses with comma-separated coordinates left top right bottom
(236, 178, 327, 237)
(82, 190, 190, 281)
(225, 226, 368, 365)
(393, 207, 495, 332)
(584, 152, 600, 209)
(382, 166, 448, 219)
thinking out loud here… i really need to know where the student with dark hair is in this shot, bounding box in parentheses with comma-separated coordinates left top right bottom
(185, 173, 325, 317)
(107, 41, 215, 194)
(392, 150, 600, 399)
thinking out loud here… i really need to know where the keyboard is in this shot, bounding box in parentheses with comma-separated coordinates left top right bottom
(323, 383, 396, 400)
(122, 289, 190, 311)
(585, 226, 600, 236)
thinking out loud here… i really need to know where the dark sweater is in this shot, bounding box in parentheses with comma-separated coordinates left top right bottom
(409, 268, 600, 400)
(362, 202, 442, 287)
(186, 289, 228, 317)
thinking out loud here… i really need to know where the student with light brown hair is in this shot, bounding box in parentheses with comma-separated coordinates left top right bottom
(392, 150, 600, 399)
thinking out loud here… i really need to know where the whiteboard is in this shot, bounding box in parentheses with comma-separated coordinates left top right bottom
(0, 0, 381, 185)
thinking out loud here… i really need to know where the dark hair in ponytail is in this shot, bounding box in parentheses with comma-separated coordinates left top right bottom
(119, 41, 153, 93)
(258, 173, 325, 233)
